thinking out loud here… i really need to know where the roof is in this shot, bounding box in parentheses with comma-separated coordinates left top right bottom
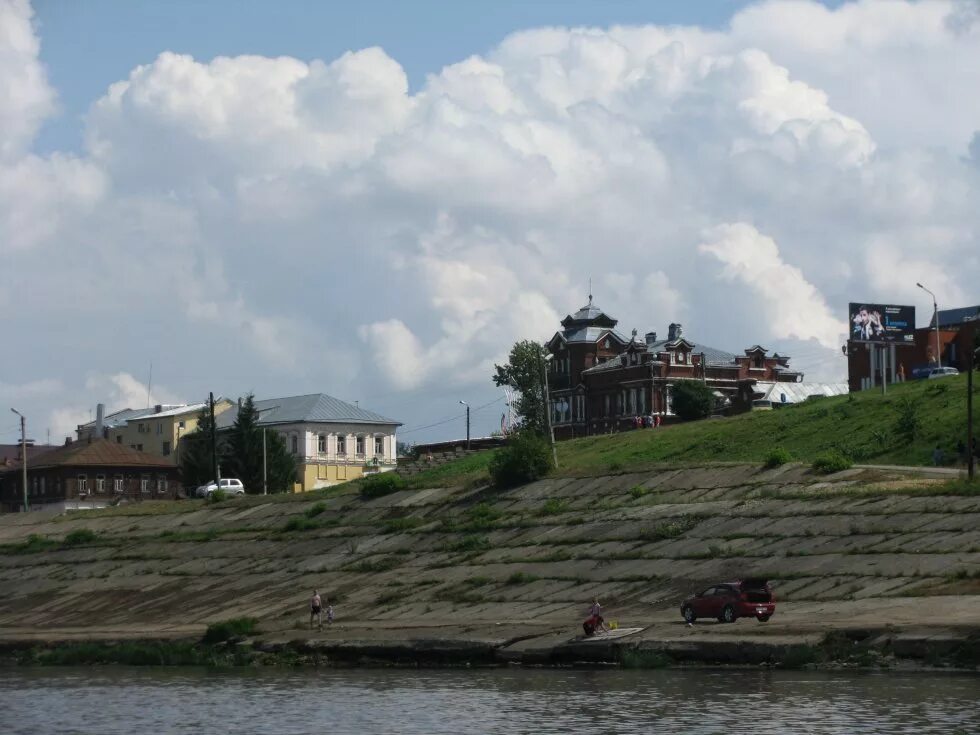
(0, 444, 58, 465)
(935, 305, 980, 328)
(76, 403, 206, 431)
(557, 327, 630, 344)
(129, 402, 210, 420)
(1, 439, 177, 472)
(559, 298, 619, 329)
(582, 337, 741, 375)
(214, 393, 401, 430)
(752, 382, 849, 404)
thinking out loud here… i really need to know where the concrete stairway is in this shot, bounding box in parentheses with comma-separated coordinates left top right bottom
(395, 447, 485, 477)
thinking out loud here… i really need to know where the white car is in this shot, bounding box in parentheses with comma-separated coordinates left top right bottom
(927, 367, 959, 379)
(196, 478, 245, 497)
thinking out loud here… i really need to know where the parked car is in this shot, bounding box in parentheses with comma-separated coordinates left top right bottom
(927, 367, 959, 379)
(680, 579, 775, 623)
(195, 478, 245, 497)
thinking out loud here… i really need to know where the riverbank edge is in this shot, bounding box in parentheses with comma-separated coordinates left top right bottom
(2, 628, 977, 672)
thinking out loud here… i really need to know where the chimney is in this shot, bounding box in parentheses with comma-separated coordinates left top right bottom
(64, 436, 72, 446)
(668, 323, 683, 341)
(95, 403, 105, 438)
(645, 331, 657, 346)
(154, 404, 163, 414)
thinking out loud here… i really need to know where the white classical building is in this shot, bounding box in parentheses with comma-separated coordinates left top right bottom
(215, 393, 401, 490)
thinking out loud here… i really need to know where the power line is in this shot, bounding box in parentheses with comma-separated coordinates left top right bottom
(398, 396, 504, 436)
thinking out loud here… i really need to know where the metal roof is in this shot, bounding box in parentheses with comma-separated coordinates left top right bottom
(753, 382, 849, 404)
(560, 327, 629, 344)
(581, 337, 741, 375)
(936, 305, 980, 328)
(76, 404, 194, 430)
(214, 393, 401, 430)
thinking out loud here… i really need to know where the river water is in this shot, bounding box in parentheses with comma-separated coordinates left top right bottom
(1, 667, 977, 734)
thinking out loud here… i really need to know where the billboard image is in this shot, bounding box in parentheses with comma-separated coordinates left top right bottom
(849, 303, 915, 343)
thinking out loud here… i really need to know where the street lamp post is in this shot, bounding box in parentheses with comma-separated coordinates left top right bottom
(537, 350, 558, 469)
(10, 408, 28, 512)
(916, 282, 941, 368)
(458, 401, 470, 450)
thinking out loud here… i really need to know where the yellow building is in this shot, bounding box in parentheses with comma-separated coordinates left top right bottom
(76, 400, 235, 463)
(213, 393, 401, 492)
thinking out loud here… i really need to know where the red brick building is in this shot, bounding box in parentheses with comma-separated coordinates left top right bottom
(846, 305, 979, 391)
(0, 439, 181, 513)
(546, 299, 803, 439)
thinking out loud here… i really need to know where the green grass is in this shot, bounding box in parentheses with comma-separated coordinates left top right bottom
(397, 375, 978, 485)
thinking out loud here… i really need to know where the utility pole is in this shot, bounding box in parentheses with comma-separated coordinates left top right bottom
(209, 392, 218, 485)
(10, 409, 28, 512)
(459, 400, 470, 450)
(968, 322, 976, 481)
(263, 428, 268, 495)
(537, 348, 558, 469)
(880, 344, 887, 396)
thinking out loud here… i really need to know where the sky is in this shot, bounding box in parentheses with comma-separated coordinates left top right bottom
(1, 0, 979, 446)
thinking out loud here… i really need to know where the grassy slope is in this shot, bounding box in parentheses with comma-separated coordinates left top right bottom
(406, 373, 977, 487)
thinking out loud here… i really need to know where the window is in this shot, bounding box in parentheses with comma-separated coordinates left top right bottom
(31, 477, 38, 496)
(291, 435, 298, 454)
(96, 475, 106, 493)
(77, 475, 88, 493)
(604, 339, 610, 348)
(157, 478, 167, 493)
(114, 476, 123, 493)
(140, 475, 150, 493)
(138, 423, 146, 434)
(116, 435, 123, 444)
(604, 395, 610, 417)
(156, 423, 163, 435)
(40, 477, 45, 495)
(336, 436, 346, 455)
(318, 434, 326, 453)
(356, 436, 365, 455)
(162, 441, 171, 456)
(136, 444, 143, 452)
(374, 436, 384, 455)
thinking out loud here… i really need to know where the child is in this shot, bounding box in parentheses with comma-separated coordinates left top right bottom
(326, 604, 334, 625)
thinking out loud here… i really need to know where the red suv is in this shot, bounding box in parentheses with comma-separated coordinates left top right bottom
(680, 579, 775, 623)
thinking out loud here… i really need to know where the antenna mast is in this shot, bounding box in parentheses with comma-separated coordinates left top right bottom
(146, 362, 153, 408)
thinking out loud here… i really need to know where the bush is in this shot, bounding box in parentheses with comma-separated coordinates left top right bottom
(537, 498, 568, 516)
(812, 451, 853, 474)
(62, 529, 98, 547)
(202, 617, 258, 644)
(670, 380, 716, 421)
(893, 397, 922, 443)
(764, 447, 792, 468)
(360, 472, 406, 498)
(506, 571, 539, 585)
(282, 516, 320, 532)
(305, 502, 327, 518)
(488, 431, 552, 489)
(207, 489, 227, 504)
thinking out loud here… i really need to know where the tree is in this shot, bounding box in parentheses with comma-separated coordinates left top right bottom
(226, 394, 296, 494)
(671, 380, 715, 421)
(179, 404, 229, 489)
(488, 430, 552, 489)
(493, 340, 548, 435)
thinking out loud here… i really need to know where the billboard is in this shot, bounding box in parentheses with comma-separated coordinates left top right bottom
(849, 303, 915, 344)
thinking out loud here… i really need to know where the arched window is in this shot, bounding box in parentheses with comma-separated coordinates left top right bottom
(317, 434, 326, 453)
(291, 435, 298, 454)
(336, 435, 346, 456)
